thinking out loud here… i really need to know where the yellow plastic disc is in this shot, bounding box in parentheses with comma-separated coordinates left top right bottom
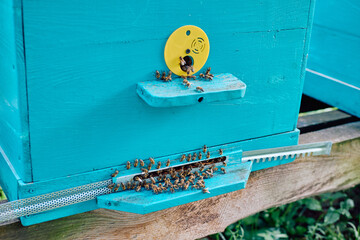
(164, 25, 210, 76)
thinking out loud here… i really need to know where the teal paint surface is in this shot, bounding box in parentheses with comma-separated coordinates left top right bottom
(0, 0, 313, 225)
(304, 0, 360, 117)
(0, 0, 32, 198)
(19, 0, 313, 181)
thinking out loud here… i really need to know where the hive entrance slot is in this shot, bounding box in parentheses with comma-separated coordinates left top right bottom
(180, 56, 194, 72)
(133, 156, 226, 181)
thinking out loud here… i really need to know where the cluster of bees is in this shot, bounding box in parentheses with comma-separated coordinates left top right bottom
(107, 145, 227, 195)
(154, 57, 215, 93)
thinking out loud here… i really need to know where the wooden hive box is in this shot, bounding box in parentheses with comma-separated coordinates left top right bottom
(304, 0, 360, 117)
(0, 0, 316, 225)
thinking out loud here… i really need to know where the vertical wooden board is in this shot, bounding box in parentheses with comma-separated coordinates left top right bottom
(22, 0, 312, 181)
(306, 27, 360, 89)
(311, 0, 360, 37)
(0, 0, 31, 187)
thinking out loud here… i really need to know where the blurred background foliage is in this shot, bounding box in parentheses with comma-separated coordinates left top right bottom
(204, 185, 360, 240)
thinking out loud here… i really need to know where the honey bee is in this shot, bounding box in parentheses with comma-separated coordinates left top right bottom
(213, 167, 218, 172)
(198, 152, 202, 160)
(223, 161, 227, 167)
(196, 86, 204, 92)
(188, 75, 196, 80)
(141, 168, 148, 174)
(207, 151, 210, 159)
(173, 185, 179, 190)
(170, 187, 175, 193)
(149, 157, 155, 165)
(126, 181, 132, 189)
(147, 163, 152, 170)
(179, 56, 186, 66)
(134, 159, 139, 167)
(165, 71, 172, 81)
(202, 188, 210, 194)
(186, 66, 192, 75)
(153, 187, 159, 194)
(114, 184, 120, 192)
(136, 185, 142, 192)
(180, 154, 186, 162)
(221, 167, 226, 174)
(166, 158, 170, 167)
(182, 79, 191, 88)
(126, 161, 131, 170)
(144, 183, 150, 190)
(199, 165, 205, 171)
(203, 145, 207, 153)
(157, 161, 161, 169)
(135, 176, 143, 183)
(161, 71, 166, 80)
(192, 153, 197, 161)
(155, 70, 160, 79)
(111, 170, 119, 178)
(107, 183, 115, 189)
(174, 178, 179, 185)
(140, 159, 145, 167)
(183, 183, 189, 190)
(219, 149, 223, 155)
(195, 171, 200, 177)
(121, 182, 126, 190)
(199, 73, 205, 78)
(205, 74, 213, 80)
(205, 67, 211, 75)
(150, 177, 156, 184)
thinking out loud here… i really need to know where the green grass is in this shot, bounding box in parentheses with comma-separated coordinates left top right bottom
(206, 185, 360, 240)
(0, 187, 6, 201)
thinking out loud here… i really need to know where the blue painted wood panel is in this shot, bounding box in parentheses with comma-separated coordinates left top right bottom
(304, 0, 360, 117)
(0, 0, 31, 191)
(21, 0, 314, 181)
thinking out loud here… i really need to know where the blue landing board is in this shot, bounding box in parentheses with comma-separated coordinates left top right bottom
(97, 161, 252, 214)
(137, 73, 246, 107)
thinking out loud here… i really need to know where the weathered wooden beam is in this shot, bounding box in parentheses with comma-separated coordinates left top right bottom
(1, 120, 359, 240)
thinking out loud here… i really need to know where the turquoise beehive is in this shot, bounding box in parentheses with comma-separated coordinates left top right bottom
(0, 0, 319, 225)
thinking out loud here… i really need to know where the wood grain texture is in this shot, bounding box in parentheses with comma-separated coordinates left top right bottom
(21, 0, 314, 181)
(1, 121, 359, 240)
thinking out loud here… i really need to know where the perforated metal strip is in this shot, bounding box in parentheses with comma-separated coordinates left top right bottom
(0, 179, 112, 223)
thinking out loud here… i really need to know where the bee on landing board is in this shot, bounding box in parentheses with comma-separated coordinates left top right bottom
(219, 149, 223, 155)
(126, 161, 131, 170)
(202, 188, 210, 194)
(140, 159, 145, 167)
(134, 159, 139, 167)
(111, 170, 119, 178)
(203, 145, 207, 153)
(196, 86, 204, 92)
(113, 184, 120, 192)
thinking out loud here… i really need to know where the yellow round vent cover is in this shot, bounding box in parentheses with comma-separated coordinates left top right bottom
(164, 25, 210, 76)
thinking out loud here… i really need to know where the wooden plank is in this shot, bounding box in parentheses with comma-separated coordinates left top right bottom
(1, 120, 359, 239)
